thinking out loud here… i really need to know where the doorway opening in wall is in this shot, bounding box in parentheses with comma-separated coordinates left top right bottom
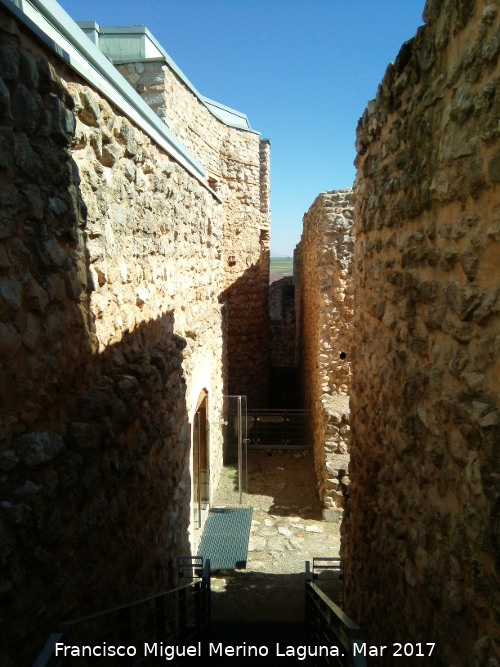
(193, 391, 209, 532)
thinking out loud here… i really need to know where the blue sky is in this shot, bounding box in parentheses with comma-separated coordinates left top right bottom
(58, 0, 425, 256)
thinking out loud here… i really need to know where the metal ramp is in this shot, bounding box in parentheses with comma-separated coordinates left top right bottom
(197, 507, 253, 571)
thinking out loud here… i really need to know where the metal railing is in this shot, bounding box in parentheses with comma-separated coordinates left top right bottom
(308, 557, 344, 609)
(305, 560, 367, 667)
(33, 557, 210, 667)
(247, 409, 311, 448)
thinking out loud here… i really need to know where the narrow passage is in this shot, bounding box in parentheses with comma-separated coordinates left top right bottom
(210, 448, 341, 622)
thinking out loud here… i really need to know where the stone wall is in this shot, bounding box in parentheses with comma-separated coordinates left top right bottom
(259, 139, 271, 233)
(295, 189, 354, 518)
(117, 60, 270, 407)
(318, 394, 350, 522)
(0, 6, 242, 663)
(269, 276, 298, 407)
(269, 276, 295, 367)
(342, 1, 500, 664)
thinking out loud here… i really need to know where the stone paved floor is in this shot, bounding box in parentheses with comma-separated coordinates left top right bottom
(210, 449, 342, 622)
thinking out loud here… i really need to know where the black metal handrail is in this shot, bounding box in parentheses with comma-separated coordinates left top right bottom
(305, 560, 366, 667)
(308, 557, 344, 609)
(33, 557, 210, 667)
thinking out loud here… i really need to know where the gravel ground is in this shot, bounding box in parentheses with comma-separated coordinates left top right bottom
(210, 449, 342, 622)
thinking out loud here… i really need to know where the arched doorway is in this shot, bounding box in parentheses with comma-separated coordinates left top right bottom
(192, 391, 209, 531)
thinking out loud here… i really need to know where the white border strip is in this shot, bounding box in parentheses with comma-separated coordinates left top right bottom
(2, 0, 224, 199)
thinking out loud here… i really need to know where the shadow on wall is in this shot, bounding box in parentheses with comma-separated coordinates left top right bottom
(0, 26, 193, 665)
(268, 277, 300, 408)
(220, 259, 270, 409)
(269, 367, 301, 409)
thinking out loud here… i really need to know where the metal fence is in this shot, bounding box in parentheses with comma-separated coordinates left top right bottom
(33, 558, 210, 667)
(307, 557, 344, 609)
(247, 409, 311, 448)
(305, 560, 366, 667)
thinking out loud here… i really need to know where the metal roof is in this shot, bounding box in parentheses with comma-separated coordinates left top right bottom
(1, 0, 219, 193)
(77, 22, 254, 132)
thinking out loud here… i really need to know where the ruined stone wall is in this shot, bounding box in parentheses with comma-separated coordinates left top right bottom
(118, 61, 270, 406)
(317, 394, 350, 522)
(342, 1, 500, 664)
(295, 189, 354, 518)
(259, 139, 271, 232)
(0, 9, 226, 664)
(269, 276, 295, 367)
(268, 274, 300, 407)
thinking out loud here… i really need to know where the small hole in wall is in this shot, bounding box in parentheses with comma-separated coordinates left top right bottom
(339, 352, 347, 360)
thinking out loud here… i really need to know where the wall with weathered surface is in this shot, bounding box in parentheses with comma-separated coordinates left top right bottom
(0, 7, 229, 664)
(268, 276, 298, 407)
(318, 394, 350, 522)
(117, 60, 270, 406)
(295, 189, 354, 519)
(342, 1, 500, 664)
(269, 276, 295, 367)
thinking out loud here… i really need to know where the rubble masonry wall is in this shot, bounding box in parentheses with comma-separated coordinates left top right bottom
(0, 7, 268, 663)
(295, 189, 354, 519)
(342, 1, 500, 664)
(117, 60, 271, 406)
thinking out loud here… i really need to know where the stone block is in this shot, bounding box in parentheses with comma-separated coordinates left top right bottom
(16, 432, 64, 467)
(0, 275, 21, 311)
(13, 131, 40, 177)
(322, 507, 343, 523)
(44, 239, 69, 268)
(0, 125, 14, 170)
(11, 83, 40, 134)
(22, 313, 40, 351)
(77, 386, 114, 419)
(19, 49, 38, 90)
(48, 95, 75, 145)
(68, 422, 101, 454)
(115, 374, 139, 399)
(119, 123, 138, 157)
(0, 75, 11, 124)
(101, 141, 122, 167)
(488, 153, 500, 182)
(0, 43, 19, 81)
(24, 276, 49, 313)
(0, 449, 19, 471)
(79, 87, 101, 127)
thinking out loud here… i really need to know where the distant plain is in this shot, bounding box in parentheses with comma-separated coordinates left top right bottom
(269, 257, 293, 283)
